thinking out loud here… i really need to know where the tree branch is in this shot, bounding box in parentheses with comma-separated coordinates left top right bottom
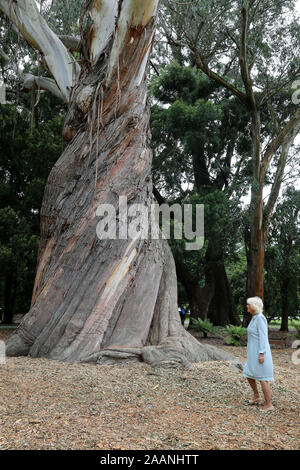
(0, 0, 80, 102)
(263, 117, 300, 236)
(263, 143, 289, 238)
(153, 185, 167, 205)
(58, 35, 81, 53)
(22, 73, 66, 101)
(239, 7, 256, 111)
(105, 0, 160, 85)
(83, 0, 119, 66)
(150, 60, 160, 76)
(0, 46, 9, 65)
(267, 100, 280, 136)
(190, 46, 248, 106)
(261, 107, 300, 171)
(259, 73, 300, 108)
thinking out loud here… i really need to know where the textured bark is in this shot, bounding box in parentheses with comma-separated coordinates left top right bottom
(246, 210, 265, 302)
(4, 0, 242, 369)
(244, 199, 265, 326)
(207, 264, 240, 326)
(22, 73, 65, 101)
(205, 243, 240, 326)
(174, 257, 205, 320)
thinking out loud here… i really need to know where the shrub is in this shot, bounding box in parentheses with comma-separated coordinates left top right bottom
(189, 318, 214, 338)
(291, 321, 300, 340)
(225, 325, 247, 346)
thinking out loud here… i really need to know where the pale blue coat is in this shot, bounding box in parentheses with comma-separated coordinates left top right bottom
(243, 312, 274, 382)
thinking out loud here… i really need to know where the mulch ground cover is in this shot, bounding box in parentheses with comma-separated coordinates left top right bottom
(0, 328, 299, 450)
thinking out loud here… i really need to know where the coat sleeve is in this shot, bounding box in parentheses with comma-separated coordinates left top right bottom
(257, 314, 269, 354)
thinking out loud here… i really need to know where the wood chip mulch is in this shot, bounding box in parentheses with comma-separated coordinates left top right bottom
(0, 329, 299, 450)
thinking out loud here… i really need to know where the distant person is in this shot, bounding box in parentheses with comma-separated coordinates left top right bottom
(243, 296, 274, 412)
(180, 306, 186, 325)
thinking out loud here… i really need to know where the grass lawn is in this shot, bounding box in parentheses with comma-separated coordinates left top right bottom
(268, 319, 300, 330)
(236, 316, 300, 330)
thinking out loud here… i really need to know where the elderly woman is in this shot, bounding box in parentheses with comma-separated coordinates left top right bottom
(243, 296, 274, 412)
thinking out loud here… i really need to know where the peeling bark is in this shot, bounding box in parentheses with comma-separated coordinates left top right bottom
(22, 73, 66, 101)
(58, 35, 81, 53)
(0, 0, 80, 101)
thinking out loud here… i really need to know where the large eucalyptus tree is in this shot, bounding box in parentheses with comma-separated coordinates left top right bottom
(1, 0, 239, 367)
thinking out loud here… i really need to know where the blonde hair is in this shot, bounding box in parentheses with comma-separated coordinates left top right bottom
(247, 296, 263, 314)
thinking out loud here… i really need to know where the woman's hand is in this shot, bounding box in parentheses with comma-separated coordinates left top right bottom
(258, 353, 264, 364)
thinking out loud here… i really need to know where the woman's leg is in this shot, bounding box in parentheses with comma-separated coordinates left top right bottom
(246, 378, 260, 400)
(260, 381, 274, 409)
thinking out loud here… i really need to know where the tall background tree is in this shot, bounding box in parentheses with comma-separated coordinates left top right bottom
(159, 0, 300, 324)
(264, 187, 300, 331)
(149, 61, 249, 325)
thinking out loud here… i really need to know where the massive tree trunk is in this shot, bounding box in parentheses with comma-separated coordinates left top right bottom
(244, 109, 300, 326)
(175, 244, 240, 326)
(3, 0, 242, 369)
(246, 200, 265, 299)
(205, 244, 240, 326)
(174, 257, 207, 320)
(206, 265, 240, 327)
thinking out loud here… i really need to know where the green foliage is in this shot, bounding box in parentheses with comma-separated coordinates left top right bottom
(0, 206, 40, 314)
(150, 62, 246, 324)
(225, 325, 247, 346)
(291, 321, 300, 340)
(0, 103, 63, 319)
(0, 1, 70, 320)
(160, 0, 300, 100)
(41, 0, 81, 36)
(0, 103, 63, 227)
(225, 248, 247, 316)
(189, 318, 214, 337)
(150, 60, 216, 105)
(155, 3, 300, 329)
(265, 187, 300, 320)
(150, 62, 228, 198)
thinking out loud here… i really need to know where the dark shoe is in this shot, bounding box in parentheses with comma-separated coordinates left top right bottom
(244, 398, 260, 406)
